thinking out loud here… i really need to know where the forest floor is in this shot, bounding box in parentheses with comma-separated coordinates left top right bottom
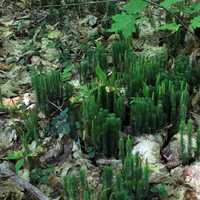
(0, 1, 200, 200)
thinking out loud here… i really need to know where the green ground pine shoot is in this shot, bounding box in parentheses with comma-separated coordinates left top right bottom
(119, 135, 133, 163)
(91, 108, 121, 157)
(179, 119, 200, 164)
(130, 97, 164, 135)
(31, 70, 65, 116)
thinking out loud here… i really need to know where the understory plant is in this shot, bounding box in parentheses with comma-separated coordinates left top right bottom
(0, 88, 2, 105)
(64, 169, 90, 200)
(44, 107, 71, 137)
(130, 97, 164, 135)
(7, 111, 39, 173)
(81, 46, 192, 156)
(109, 0, 200, 39)
(99, 155, 149, 200)
(80, 45, 107, 83)
(64, 153, 150, 200)
(3, 149, 32, 174)
(179, 119, 200, 164)
(119, 136, 133, 163)
(14, 110, 39, 150)
(31, 69, 72, 116)
(155, 78, 189, 130)
(91, 108, 121, 157)
(31, 165, 54, 185)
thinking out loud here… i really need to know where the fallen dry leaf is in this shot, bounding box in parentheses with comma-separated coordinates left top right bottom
(2, 96, 21, 107)
(0, 63, 12, 71)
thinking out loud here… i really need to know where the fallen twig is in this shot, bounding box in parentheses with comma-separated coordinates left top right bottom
(96, 159, 122, 167)
(0, 166, 49, 200)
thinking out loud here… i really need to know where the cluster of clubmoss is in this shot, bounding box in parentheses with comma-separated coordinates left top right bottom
(64, 137, 150, 200)
(179, 119, 200, 164)
(81, 39, 194, 157)
(31, 69, 72, 116)
(29, 38, 199, 163)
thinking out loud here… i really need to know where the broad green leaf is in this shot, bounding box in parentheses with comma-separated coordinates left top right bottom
(182, 7, 194, 14)
(183, 3, 200, 14)
(15, 159, 25, 174)
(96, 66, 107, 83)
(61, 66, 73, 81)
(4, 151, 24, 160)
(190, 16, 200, 29)
(160, 0, 184, 8)
(123, 0, 147, 15)
(122, 21, 135, 38)
(108, 12, 136, 38)
(158, 22, 181, 32)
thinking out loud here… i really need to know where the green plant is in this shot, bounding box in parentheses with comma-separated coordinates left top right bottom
(80, 45, 107, 83)
(150, 184, 168, 199)
(125, 55, 162, 98)
(197, 128, 200, 159)
(130, 97, 164, 135)
(113, 174, 130, 200)
(31, 165, 54, 184)
(14, 110, 39, 151)
(45, 108, 71, 136)
(3, 150, 32, 174)
(101, 166, 113, 200)
(31, 69, 71, 116)
(63, 153, 150, 200)
(119, 136, 133, 163)
(0, 88, 2, 105)
(64, 169, 91, 200)
(179, 119, 200, 164)
(91, 108, 121, 157)
(122, 153, 149, 199)
(82, 94, 98, 141)
(64, 175, 79, 200)
(156, 78, 189, 130)
(112, 39, 132, 71)
(24, 111, 39, 143)
(108, 0, 200, 39)
(98, 153, 149, 200)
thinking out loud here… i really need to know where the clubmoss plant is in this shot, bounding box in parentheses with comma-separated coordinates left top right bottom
(99, 153, 150, 200)
(31, 69, 67, 116)
(113, 174, 130, 200)
(82, 94, 98, 140)
(80, 169, 88, 192)
(101, 166, 113, 200)
(113, 93, 126, 121)
(173, 53, 200, 87)
(125, 55, 162, 98)
(24, 110, 39, 143)
(196, 128, 200, 159)
(112, 39, 131, 71)
(130, 97, 164, 135)
(64, 175, 79, 200)
(119, 136, 133, 163)
(64, 169, 91, 200)
(63, 153, 150, 200)
(83, 191, 91, 200)
(91, 108, 121, 157)
(14, 110, 39, 151)
(179, 119, 200, 164)
(80, 45, 107, 83)
(156, 78, 189, 130)
(122, 153, 149, 199)
(0, 88, 2, 105)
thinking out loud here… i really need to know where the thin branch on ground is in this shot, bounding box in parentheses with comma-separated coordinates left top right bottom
(144, 0, 199, 41)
